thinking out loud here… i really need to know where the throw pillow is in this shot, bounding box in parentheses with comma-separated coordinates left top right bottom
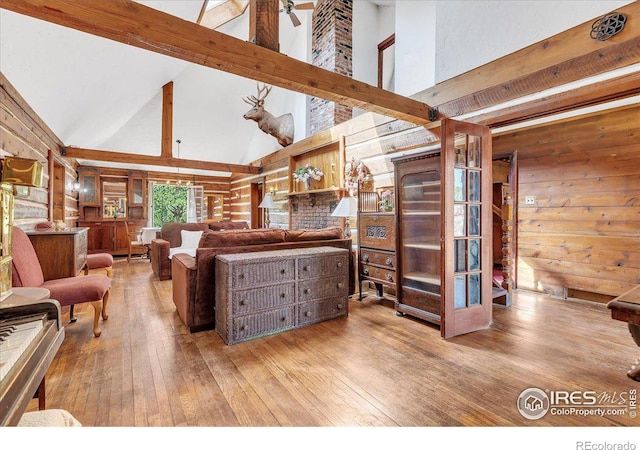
(180, 230, 203, 249)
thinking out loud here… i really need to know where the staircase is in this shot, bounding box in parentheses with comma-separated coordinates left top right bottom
(492, 268, 510, 306)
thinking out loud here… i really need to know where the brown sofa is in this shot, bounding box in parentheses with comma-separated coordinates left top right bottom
(171, 227, 354, 332)
(150, 220, 249, 280)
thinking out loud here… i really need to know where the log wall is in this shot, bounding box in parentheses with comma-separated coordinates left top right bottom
(493, 104, 640, 297)
(0, 72, 77, 229)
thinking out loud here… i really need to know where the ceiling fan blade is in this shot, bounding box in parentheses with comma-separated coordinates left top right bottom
(280, 0, 289, 8)
(295, 2, 315, 10)
(289, 11, 302, 27)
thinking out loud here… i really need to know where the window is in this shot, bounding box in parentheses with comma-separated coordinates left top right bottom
(378, 34, 395, 91)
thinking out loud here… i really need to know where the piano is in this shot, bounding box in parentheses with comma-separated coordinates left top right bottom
(0, 287, 65, 426)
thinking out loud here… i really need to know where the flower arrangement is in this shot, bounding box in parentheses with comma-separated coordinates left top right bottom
(293, 164, 324, 189)
(380, 189, 394, 211)
(344, 157, 373, 196)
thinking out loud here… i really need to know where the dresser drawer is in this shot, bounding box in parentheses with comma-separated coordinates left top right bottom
(298, 254, 348, 279)
(361, 263, 396, 285)
(231, 259, 295, 289)
(299, 275, 348, 302)
(360, 249, 395, 268)
(233, 283, 295, 315)
(298, 297, 348, 326)
(232, 306, 295, 343)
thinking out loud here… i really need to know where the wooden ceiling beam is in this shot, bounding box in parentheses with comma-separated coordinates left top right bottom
(249, 0, 279, 52)
(161, 81, 173, 159)
(2, 0, 433, 125)
(414, 1, 640, 116)
(62, 147, 261, 174)
(467, 71, 640, 129)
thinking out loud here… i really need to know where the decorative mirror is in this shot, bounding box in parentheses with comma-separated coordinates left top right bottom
(102, 181, 127, 219)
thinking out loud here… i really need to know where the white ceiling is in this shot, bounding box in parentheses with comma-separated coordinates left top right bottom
(0, 1, 316, 177)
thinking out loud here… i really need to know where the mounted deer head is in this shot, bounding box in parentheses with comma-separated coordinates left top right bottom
(243, 82, 294, 147)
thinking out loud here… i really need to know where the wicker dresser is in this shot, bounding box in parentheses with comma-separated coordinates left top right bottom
(215, 246, 349, 345)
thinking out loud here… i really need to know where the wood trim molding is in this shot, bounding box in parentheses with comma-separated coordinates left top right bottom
(2, 0, 434, 125)
(63, 147, 261, 174)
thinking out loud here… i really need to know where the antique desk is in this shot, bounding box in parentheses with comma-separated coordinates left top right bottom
(215, 246, 349, 345)
(25, 227, 88, 280)
(607, 285, 640, 382)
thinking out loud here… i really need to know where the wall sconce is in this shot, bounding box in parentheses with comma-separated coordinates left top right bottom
(70, 181, 81, 192)
(234, 191, 241, 200)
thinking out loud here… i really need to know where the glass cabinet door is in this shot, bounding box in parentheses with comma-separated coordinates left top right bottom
(79, 171, 100, 206)
(400, 170, 441, 295)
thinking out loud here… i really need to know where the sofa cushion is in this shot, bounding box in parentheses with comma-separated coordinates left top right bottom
(207, 220, 250, 231)
(284, 227, 343, 242)
(169, 247, 197, 259)
(199, 228, 286, 248)
(160, 222, 209, 248)
(181, 230, 204, 248)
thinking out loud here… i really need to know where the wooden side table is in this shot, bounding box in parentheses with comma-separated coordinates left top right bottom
(26, 228, 88, 280)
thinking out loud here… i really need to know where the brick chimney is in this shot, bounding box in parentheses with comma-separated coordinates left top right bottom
(310, 0, 353, 135)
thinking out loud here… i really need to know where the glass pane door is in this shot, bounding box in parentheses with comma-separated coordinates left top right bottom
(401, 171, 441, 296)
(453, 133, 483, 309)
(442, 118, 492, 339)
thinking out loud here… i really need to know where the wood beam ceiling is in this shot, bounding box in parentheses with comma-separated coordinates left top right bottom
(249, 0, 279, 52)
(467, 71, 640, 129)
(62, 147, 261, 174)
(2, 0, 434, 126)
(161, 81, 173, 159)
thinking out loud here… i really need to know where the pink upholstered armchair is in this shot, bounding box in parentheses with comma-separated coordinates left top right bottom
(11, 226, 111, 337)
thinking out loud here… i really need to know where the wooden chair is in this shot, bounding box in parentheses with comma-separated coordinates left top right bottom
(11, 226, 110, 337)
(124, 221, 147, 262)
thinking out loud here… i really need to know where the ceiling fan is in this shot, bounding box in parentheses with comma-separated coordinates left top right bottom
(280, 0, 315, 27)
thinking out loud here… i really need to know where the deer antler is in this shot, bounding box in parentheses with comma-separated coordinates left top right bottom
(256, 83, 272, 101)
(243, 83, 272, 106)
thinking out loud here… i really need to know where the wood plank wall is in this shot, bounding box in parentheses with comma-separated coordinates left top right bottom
(0, 72, 78, 229)
(493, 104, 640, 298)
(232, 115, 441, 229)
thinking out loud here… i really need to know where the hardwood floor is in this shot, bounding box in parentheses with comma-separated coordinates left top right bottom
(32, 258, 638, 427)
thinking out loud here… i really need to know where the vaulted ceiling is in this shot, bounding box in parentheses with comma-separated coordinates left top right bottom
(0, 1, 319, 176)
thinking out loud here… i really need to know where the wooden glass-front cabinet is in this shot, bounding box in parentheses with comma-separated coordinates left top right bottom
(392, 119, 493, 339)
(78, 168, 100, 208)
(76, 167, 148, 255)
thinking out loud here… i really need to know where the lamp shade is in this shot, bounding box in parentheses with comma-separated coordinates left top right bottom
(258, 193, 276, 209)
(331, 196, 358, 218)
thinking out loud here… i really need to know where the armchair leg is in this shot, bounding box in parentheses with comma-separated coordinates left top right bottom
(101, 289, 110, 321)
(90, 301, 103, 338)
(69, 304, 77, 323)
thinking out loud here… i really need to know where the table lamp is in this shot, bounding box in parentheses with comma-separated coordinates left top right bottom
(331, 196, 358, 238)
(258, 193, 276, 228)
